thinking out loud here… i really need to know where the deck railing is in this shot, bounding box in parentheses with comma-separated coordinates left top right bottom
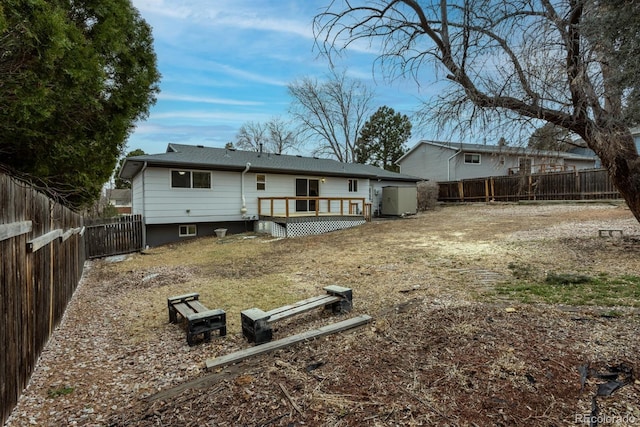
(258, 197, 372, 221)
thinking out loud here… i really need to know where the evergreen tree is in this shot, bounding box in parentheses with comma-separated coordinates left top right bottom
(0, 0, 160, 208)
(528, 123, 573, 152)
(356, 106, 411, 172)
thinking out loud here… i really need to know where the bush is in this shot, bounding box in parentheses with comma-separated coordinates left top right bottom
(417, 180, 439, 211)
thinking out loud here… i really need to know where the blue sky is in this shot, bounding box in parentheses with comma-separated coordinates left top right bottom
(127, 0, 444, 157)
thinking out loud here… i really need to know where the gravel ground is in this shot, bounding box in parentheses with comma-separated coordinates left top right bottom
(5, 202, 640, 426)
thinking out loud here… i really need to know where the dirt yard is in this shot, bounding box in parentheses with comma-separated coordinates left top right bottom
(6, 202, 640, 426)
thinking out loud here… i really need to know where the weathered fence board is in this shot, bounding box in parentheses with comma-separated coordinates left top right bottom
(26, 229, 63, 252)
(438, 168, 621, 203)
(84, 215, 143, 259)
(0, 221, 32, 241)
(1, 172, 85, 425)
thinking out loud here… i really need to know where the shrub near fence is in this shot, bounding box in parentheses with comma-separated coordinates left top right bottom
(0, 172, 85, 425)
(438, 168, 621, 202)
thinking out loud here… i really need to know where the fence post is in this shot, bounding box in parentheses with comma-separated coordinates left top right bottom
(458, 181, 464, 202)
(484, 179, 489, 202)
(490, 178, 495, 201)
(576, 170, 581, 199)
(48, 204, 52, 334)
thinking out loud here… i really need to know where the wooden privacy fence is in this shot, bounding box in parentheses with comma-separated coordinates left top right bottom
(0, 172, 85, 425)
(438, 168, 621, 202)
(84, 215, 143, 259)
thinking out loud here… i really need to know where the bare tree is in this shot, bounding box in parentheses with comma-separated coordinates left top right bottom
(315, 0, 640, 222)
(235, 121, 268, 152)
(288, 69, 375, 162)
(266, 116, 299, 154)
(235, 118, 299, 154)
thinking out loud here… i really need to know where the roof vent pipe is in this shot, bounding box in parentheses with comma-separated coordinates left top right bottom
(241, 162, 251, 214)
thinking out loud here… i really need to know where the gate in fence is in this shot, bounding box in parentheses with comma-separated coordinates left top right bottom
(84, 215, 143, 258)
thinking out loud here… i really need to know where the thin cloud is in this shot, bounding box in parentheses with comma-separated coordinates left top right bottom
(149, 110, 273, 122)
(158, 93, 264, 106)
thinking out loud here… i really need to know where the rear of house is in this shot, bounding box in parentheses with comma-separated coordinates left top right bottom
(121, 144, 421, 246)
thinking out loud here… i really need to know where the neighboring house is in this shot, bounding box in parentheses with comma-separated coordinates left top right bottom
(397, 140, 599, 182)
(566, 126, 640, 162)
(119, 144, 422, 246)
(105, 188, 132, 214)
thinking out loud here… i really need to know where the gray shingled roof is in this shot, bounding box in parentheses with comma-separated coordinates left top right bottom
(120, 144, 422, 182)
(398, 140, 599, 162)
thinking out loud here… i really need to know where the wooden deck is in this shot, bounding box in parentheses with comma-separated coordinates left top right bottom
(258, 197, 372, 222)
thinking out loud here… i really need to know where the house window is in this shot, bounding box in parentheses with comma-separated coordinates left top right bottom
(348, 179, 358, 192)
(172, 170, 191, 188)
(192, 172, 211, 188)
(257, 174, 266, 191)
(464, 153, 481, 164)
(179, 224, 196, 237)
(171, 170, 211, 189)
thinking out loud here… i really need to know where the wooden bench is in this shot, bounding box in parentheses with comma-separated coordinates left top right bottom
(598, 229, 623, 237)
(241, 285, 352, 345)
(167, 292, 226, 346)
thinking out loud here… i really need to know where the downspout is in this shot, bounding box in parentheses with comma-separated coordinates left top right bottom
(447, 149, 461, 181)
(241, 162, 251, 216)
(139, 161, 148, 248)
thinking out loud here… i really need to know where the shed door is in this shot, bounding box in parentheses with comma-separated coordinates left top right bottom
(295, 179, 319, 212)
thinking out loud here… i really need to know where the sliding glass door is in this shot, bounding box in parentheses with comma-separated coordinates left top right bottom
(295, 179, 319, 212)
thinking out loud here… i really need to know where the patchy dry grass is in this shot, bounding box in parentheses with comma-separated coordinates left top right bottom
(493, 273, 640, 307)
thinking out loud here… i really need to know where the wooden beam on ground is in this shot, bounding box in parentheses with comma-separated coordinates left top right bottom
(145, 362, 254, 402)
(205, 315, 372, 370)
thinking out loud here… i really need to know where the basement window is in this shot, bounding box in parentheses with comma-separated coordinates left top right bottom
(464, 153, 481, 164)
(179, 224, 197, 237)
(171, 170, 211, 189)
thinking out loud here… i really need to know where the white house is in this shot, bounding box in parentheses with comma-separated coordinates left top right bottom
(397, 140, 599, 182)
(119, 144, 422, 246)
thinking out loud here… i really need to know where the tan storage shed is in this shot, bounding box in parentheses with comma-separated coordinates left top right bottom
(381, 186, 417, 216)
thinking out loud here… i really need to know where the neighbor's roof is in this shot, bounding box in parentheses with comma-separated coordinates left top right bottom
(120, 144, 423, 182)
(397, 140, 599, 163)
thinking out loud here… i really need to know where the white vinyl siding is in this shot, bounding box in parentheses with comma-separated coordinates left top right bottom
(138, 168, 372, 225)
(131, 173, 145, 216)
